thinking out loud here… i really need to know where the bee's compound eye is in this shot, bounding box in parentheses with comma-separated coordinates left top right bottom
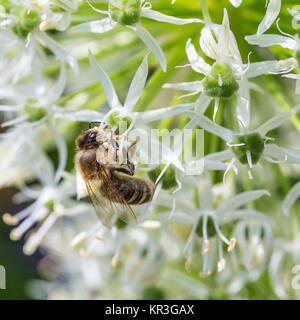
(87, 132, 97, 142)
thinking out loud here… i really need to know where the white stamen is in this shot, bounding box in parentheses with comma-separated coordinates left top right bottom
(246, 150, 253, 169)
(213, 99, 220, 122)
(248, 168, 254, 179)
(71, 232, 87, 248)
(23, 213, 57, 255)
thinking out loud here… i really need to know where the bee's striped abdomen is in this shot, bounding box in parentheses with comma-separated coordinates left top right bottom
(112, 172, 155, 205)
(127, 179, 155, 205)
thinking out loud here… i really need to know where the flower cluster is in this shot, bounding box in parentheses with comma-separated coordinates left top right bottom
(1, 0, 300, 300)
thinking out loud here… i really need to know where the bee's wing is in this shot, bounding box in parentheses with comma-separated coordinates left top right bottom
(98, 166, 137, 227)
(84, 178, 114, 229)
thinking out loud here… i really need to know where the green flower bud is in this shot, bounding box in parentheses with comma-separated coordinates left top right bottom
(195, 216, 216, 238)
(11, 6, 41, 38)
(109, 0, 141, 26)
(231, 132, 265, 165)
(141, 286, 165, 300)
(24, 100, 47, 122)
(203, 62, 239, 99)
(107, 111, 132, 135)
(148, 165, 178, 190)
(115, 218, 127, 229)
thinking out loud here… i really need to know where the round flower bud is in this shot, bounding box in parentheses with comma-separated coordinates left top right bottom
(195, 216, 216, 238)
(203, 62, 239, 99)
(11, 6, 41, 38)
(148, 165, 178, 190)
(24, 100, 47, 122)
(109, 0, 141, 26)
(108, 111, 132, 135)
(231, 132, 265, 165)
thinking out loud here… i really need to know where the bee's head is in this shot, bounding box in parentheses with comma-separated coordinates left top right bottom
(76, 128, 108, 150)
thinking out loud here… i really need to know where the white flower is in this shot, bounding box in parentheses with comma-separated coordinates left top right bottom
(88, 50, 198, 133)
(0, 62, 103, 127)
(233, 220, 273, 271)
(74, 0, 203, 72)
(246, 18, 300, 95)
(187, 106, 300, 179)
(170, 172, 269, 277)
(1, 160, 83, 255)
(164, 9, 296, 127)
(0, 0, 78, 75)
(0, 126, 43, 187)
(269, 236, 300, 299)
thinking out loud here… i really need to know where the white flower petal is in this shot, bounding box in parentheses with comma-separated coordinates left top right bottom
(231, 209, 271, 223)
(256, 105, 300, 136)
(200, 23, 242, 64)
(282, 182, 300, 216)
(217, 190, 270, 215)
(185, 38, 211, 74)
(205, 149, 234, 162)
(263, 144, 288, 163)
(134, 24, 166, 72)
(88, 50, 121, 109)
(288, 8, 300, 21)
(282, 74, 300, 80)
(163, 81, 202, 92)
(279, 146, 300, 163)
(187, 113, 234, 142)
(35, 31, 79, 74)
(200, 26, 218, 61)
(236, 80, 250, 129)
(53, 108, 105, 122)
(141, 9, 204, 24)
(72, 18, 116, 33)
(257, 0, 281, 35)
(124, 53, 149, 112)
(220, 9, 231, 58)
(245, 34, 297, 51)
(135, 103, 196, 123)
(203, 159, 234, 171)
(47, 123, 67, 183)
(245, 58, 298, 78)
(44, 62, 66, 105)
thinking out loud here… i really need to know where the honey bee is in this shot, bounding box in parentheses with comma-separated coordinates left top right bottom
(75, 124, 156, 228)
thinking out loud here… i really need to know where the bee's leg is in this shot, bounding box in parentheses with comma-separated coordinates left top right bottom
(127, 138, 139, 160)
